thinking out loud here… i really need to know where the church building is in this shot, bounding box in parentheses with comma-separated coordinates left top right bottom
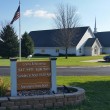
(29, 19, 110, 56)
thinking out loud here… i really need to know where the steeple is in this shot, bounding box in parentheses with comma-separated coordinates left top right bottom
(94, 17, 97, 33)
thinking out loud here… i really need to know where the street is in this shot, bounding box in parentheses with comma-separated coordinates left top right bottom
(0, 66, 110, 76)
(57, 67, 110, 76)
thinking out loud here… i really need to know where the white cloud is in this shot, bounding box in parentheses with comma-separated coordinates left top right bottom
(34, 10, 55, 18)
(23, 9, 55, 19)
(23, 10, 33, 17)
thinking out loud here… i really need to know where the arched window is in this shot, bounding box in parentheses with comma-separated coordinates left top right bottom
(94, 46, 98, 54)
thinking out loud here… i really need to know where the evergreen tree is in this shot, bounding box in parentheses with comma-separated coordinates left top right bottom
(0, 24, 19, 58)
(0, 41, 3, 56)
(21, 32, 34, 57)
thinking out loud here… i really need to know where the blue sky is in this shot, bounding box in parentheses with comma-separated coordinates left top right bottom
(0, 0, 110, 35)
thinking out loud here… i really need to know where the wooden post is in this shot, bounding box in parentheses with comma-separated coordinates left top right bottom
(50, 57, 57, 93)
(10, 58, 17, 96)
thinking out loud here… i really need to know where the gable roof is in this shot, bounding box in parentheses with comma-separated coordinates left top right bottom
(29, 26, 89, 47)
(84, 38, 96, 47)
(94, 32, 110, 47)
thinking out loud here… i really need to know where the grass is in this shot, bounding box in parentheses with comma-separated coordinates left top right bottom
(0, 57, 49, 66)
(0, 76, 10, 96)
(0, 76, 110, 110)
(56, 55, 110, 67)
(0, 58, 10, 66)
(55, 76, 110, 110)
(0, 55, 110, 67)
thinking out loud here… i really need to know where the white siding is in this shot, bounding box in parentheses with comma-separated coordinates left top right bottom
(34, 47, 76, 56)
(76, 28, 94, 56)
(102, 48, 110, 54)
(59, 47, 76, 55)
(84, 47, 92, 56)
(68, 47, 76, 54)
(34, 47, 59, 56)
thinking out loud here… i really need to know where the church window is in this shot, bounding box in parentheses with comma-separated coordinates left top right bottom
(41, 49, 45, 53)
(56, 48, 59, 53)
(94, 46, 98, 54)
(79, 48, 82, 53)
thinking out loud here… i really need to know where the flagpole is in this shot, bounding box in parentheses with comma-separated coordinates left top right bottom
(19, 0, 21, 61)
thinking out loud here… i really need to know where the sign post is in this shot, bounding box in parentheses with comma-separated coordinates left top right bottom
(50, 58, 57, 93)
(10, 58, 17, 96)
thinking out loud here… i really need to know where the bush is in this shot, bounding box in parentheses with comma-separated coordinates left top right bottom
(0, 77, 9, 97)
(33, 53, 51, 57)
(59, 53, 76, 57)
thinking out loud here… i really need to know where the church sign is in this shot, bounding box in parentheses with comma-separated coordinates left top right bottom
(17, 61, 51, 90)
(10, 58, 57, 96)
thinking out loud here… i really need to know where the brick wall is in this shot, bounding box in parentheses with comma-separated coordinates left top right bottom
(0, 87, 85, 110)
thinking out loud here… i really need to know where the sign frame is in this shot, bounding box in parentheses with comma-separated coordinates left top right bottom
(10, 58, 57, 96)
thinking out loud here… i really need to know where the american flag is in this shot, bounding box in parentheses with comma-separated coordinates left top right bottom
(10, 5, 20, 24)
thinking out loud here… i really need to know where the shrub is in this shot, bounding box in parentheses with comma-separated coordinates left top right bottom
(33, 53, 51, 57)
(59, 53, 76, 57)
(0, 77, 9, 97)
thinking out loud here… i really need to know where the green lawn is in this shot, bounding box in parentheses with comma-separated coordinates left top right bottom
(1, 76, 110, 110)
(0, 57, 50, 66)
(56, 55, 110, 67)
(56, 76, 110, 110)
(0, 55, 110, 67)
(0, 58, 10, 66)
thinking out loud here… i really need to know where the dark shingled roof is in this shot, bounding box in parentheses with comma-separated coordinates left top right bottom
(29, 27, 89, 47)
(84, 38, 96, 47)
(95, 32, 110, 47)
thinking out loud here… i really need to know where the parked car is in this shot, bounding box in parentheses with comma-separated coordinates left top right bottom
(103, 55, 110, 62)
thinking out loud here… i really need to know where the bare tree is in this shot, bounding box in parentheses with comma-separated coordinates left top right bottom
(53, 4, 80, 59)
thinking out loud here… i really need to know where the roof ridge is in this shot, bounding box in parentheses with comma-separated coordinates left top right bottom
(30, 26, 89, 33)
